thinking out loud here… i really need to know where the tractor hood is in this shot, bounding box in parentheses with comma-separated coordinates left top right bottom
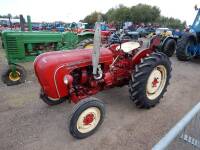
(34, 48, 113, 99)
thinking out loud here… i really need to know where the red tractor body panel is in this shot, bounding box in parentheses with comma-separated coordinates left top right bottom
(34, 36, 161, 103)
(34, 49, 113, 100)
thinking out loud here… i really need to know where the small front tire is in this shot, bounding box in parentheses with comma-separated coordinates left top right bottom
(69, 98, 105, 139)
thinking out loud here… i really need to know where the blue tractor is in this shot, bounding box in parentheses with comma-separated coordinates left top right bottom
(176, 6, 200, 61)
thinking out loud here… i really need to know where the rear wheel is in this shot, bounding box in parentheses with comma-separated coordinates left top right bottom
(1, 65, 26, 86)
(77, 38, 94, 49)
(162, 38, 176, 57)
(129, 52, 171, 108)
(176, 33, 196, 61)
(69, 98, 105, 139)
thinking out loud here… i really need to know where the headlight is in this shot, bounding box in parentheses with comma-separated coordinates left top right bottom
(63, 75, 69, 85)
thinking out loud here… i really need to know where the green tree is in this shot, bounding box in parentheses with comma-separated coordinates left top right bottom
(130, 4, 160, 23)
(0, 14, 17, 19)
(7, 13, 12, 18)
(13, 15, 20, 19)
(105, 5, 130, 28)
(83, 11, 104, 25)
(157, 16, 186, 30)
(82, 3, 186, 30)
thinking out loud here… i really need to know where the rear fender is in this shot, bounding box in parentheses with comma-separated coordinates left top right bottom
(149, 35, 161, 50)
(132, 35, 160, 65)
(132, 48, 153, 65)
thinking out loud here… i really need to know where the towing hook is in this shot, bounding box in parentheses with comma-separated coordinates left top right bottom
(94, 73, 103, 80)
(94, 65, 103, 80)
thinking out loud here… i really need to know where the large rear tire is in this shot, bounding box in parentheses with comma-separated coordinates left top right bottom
(69, 98, 105, 139)
(129, 52, 171, 108)
(176, 33, 196, 61)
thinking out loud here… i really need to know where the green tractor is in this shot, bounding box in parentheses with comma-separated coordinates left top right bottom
(1, 15, 92, 86)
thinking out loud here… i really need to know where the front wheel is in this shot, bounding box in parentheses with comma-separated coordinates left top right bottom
(69, 98, 105, 139)
(1, 65, 26, 86)
(129, 52, 171, 108)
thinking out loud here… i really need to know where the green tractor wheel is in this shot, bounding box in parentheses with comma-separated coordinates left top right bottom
(77, 38, 94, 49)
(1, 65, 26, 86)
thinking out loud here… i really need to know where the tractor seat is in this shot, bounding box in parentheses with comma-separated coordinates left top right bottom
(116, 41, 140, 53)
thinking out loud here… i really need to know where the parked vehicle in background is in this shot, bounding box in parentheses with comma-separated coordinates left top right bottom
(136, 27, 148, 37)
(176, 5, 200, 61)
(145, 27, 155, 35)
(32, 23, 45, 31)
(108, 30, 140, 45)
(155, 28, 178, 57)
(54, 22, 65, 32)
(172, 29, 183, 38)
(155, 28, 170, 35)
(77, 23, 116, 48)
(127, 27, 155, 38)
(0, 15, 93, 86)
(67, 22, 90, 33)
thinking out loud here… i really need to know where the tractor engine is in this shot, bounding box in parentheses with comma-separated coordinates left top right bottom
(69, 50, 133, 103)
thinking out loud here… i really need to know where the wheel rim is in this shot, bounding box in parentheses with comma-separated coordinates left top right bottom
(146, 65, 167, 100)
(77, 107, 101, 133)
(9, 71, 21, 81)
(84, 44, 93, 49)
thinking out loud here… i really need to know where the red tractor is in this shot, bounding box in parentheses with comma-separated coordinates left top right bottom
(34, 22, 172, 139)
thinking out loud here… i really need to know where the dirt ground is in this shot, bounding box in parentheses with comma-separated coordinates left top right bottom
(1, 41, 200, 150)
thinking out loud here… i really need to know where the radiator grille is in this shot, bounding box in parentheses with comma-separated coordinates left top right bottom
(6, 37, 19, 55)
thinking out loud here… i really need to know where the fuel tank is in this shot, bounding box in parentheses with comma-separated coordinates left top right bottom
(34, 48, 113, 99)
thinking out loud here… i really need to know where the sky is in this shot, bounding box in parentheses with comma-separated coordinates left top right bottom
(0, 0, 199, 25)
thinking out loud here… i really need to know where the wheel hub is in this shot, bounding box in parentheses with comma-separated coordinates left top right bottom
(9, 71, 21, 81)
(152, 78, 159, 87)
(77, 107, 101, 133)
(84, 44, 93, 49)
(147, 69, 162, 94)
(83, 113, 94, 125)
(146, 65, 167, 100)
